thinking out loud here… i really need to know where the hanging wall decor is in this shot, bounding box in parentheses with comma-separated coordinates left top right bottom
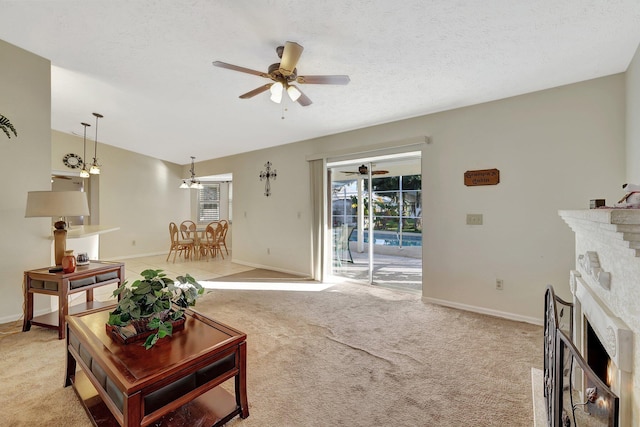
(464, 168, 500, 186)
(259, 161, 277, 196)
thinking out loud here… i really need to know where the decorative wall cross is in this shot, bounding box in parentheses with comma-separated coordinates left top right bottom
(259, 161, 277, 196)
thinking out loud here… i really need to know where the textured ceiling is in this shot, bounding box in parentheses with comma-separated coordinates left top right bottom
(1, 1, 639, 165)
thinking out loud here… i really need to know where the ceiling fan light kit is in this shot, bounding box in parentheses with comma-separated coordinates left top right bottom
(213, 41, 350, 107)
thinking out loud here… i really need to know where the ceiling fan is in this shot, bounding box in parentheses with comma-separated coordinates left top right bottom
(342, 164, 389, 176)
(212, 41, 350, 106)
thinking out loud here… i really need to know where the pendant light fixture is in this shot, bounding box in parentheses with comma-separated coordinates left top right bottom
(180, 156, 203, 189)
(89, 112, 103, 174)
(79, 122, 91, 178)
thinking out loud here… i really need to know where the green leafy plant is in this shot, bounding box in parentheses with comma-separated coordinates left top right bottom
(108, 269, 204, 349)
(0, 114, 17, 139)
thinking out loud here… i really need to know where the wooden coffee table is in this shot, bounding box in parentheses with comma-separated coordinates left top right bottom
(65, 307, 249, 426)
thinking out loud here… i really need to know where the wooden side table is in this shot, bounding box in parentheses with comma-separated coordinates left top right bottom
(23, 261, 125, 339)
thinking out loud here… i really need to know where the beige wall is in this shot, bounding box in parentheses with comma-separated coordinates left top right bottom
(51, 130, 190, 259)
(0, 36, 632, 325)
(193, 142, 313, 276)
(0, 39, 51, 322)
(197, 74, 626, 322)
(627, 43, 640, 183)
(419, 76, 624, 320)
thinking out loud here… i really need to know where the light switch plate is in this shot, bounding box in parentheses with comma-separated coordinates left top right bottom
(466, 214, 483, 225)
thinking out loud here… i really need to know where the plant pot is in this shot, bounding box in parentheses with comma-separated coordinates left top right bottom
(106, 311, 185, 345)
(130, 309, 171, 333)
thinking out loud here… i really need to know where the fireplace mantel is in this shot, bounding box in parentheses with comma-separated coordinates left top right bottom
(559, 209, 640, 257)
(559, 209, 639, 426)
(560, 209, 640, 225)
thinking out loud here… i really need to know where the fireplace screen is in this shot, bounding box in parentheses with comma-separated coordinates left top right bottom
(544, 286, 619, 427)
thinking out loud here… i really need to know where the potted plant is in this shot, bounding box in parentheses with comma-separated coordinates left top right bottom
(0, 114, 17, 139)
(107, 269, 204, 349)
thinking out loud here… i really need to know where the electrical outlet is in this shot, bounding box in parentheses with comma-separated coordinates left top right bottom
(496, 279, 504, 290)
(466, 214, 483, 225)
(267, 248, 270, 255)
(132, 240, 136, 246)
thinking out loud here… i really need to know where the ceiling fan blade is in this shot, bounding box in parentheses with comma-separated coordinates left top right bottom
(239, 84, 272, 99)
(212, 61, 269, 78)
(297, 75, 350, 85)
(279, 41, 304, 76)
(371, 170, 389, 175)
(295, 89, 313, 107)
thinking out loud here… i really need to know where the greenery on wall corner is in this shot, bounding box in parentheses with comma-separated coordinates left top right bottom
(0, 114, 17, 139)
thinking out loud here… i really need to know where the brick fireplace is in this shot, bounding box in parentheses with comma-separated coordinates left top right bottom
(559, 210, 638, 426)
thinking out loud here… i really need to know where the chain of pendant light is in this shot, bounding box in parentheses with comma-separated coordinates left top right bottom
(79, 112, 103, 178)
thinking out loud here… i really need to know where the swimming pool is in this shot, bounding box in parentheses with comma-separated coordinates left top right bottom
(349, 230, 422, 247)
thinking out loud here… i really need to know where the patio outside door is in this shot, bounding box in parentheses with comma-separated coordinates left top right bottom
(328, 155, 422, 292)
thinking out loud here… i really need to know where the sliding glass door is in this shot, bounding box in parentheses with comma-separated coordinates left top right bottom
(328, 155, 422, 292)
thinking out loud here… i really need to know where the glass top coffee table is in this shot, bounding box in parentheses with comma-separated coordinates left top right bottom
(64, 307, 249, 426)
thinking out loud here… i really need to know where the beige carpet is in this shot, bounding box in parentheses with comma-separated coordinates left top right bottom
(0, 281, 542, 426)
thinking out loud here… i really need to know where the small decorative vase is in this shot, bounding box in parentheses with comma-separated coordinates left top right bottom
(62, 250, 76, 273)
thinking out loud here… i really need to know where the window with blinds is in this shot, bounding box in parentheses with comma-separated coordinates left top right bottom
(197, 183, 220, 222)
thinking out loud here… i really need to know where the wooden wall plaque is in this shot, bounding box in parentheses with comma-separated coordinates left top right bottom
(464, 169, 500, 186)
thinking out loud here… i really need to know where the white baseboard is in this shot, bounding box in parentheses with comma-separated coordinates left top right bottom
(422, 296, 543, 325)
(0, 294, 114, 325)
(0, 307, 50, 324)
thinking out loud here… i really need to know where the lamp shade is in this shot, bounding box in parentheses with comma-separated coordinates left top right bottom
(25, 191, 90, 218)
(270, 81, 283, 103)
(287, 84, 301, 102)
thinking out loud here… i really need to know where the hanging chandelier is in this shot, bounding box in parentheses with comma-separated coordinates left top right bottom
(180, 156, 203, 189)
(89, 112, 103, 174)
(79, 121, 91, 178)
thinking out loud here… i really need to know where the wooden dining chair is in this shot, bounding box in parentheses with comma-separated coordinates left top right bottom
(199, 222, 224, 261)
(218, 220, 229, 255)
(201, 221, 218, 244)
(179, 220, 197, 240)
(212, 222, 225, 260)
(167, 222, 195, 262)
(179, 220, 198, 259)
